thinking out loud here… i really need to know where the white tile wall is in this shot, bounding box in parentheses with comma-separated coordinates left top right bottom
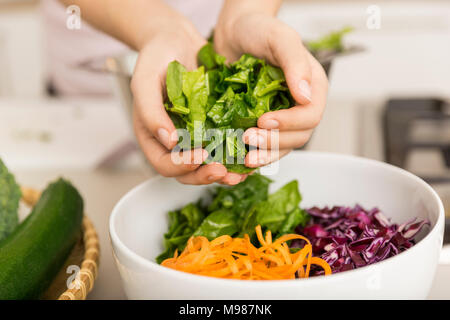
(0, 1, 45, 97)
(279, 0, 450, 156)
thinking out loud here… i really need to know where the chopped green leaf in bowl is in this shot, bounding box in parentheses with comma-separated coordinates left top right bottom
(156, 173, 309, 263)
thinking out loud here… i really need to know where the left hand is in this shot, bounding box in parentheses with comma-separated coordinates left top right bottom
(214, 12, 328, 168)
(131, 21, 243, 186)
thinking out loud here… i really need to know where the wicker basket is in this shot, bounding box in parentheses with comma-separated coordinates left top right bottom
(21, 187, 100, 300)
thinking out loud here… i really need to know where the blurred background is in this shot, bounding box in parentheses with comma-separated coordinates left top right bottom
(0, 0, 449, 298)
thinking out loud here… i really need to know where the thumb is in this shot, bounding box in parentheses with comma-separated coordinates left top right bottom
(268, 23, 313, 105)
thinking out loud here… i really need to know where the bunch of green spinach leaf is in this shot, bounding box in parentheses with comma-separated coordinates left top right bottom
(164, 43, 295, 174)
(156, 173, 309, 263)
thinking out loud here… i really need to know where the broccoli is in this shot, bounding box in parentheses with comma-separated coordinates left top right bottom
(0, 158, 21, 242)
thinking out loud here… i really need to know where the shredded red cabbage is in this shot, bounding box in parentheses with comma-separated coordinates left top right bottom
(292, 205, 430, 275)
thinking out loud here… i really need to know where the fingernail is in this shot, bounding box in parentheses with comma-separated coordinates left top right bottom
(261, 119, 279, 129)
(258, 154, 268, 165)
(202, 149, 209, 161)
(193, 149, 208, 165)
(227, 174, 241, 185)
(299, 80, 312, 102)
(246, 132, 265, 146)
(157, 128, 170, 148)
(247, 151, 258, 167)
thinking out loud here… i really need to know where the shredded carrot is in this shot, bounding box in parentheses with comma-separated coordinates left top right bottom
(161, 225, 332, 280)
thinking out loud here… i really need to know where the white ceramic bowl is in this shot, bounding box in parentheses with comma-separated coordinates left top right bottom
(110, 151, 445, 299)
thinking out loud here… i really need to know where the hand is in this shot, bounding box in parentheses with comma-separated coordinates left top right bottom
(214, 12, 328, 168)
(131, 23, 246, 185)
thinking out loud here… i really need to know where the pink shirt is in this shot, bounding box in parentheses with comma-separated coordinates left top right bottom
(41, 0, 223, 96)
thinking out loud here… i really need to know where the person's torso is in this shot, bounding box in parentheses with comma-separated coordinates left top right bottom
(41, 0, 223, 96)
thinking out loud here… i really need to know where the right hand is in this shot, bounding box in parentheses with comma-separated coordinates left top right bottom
(131, 23, 247, 185)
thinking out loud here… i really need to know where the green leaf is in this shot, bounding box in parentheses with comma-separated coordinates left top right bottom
(307, 26, 353, 53)
(182, 66, 208, 146)
(205, 70, 220, 97)
(215, 54, 227, 66)
(255, 80, 287, 97)
(166, 61, 187, 111)
(232, 115, 257, 130)
(278, 207, 309, 235)
(225, 164, 255, 174)
(253, 67, 272, 97)
(254, 91, 277, 117)
(197, 42, 218, 70)
(156, 203, 205, 263)
(166, 210, 183, 236)
(207, 86, 235, 126)
(166, 233, 192, 247)
(203, 128, 226, 163)
(239, 180, 304, 238)
(255, 180, 302, 233)
(232, 54, 263, 71)
(239, 205, 258, 238)
(180, 203, 205, 230)
(168, 112, 189, 133)
(266, 65, 285, 81)
(208, 174, 272, 216)
(156, 249, 174, 264)
(225, 133, 246, 161)
(193, 209, 238, 240)
(183, 66, 208, 123)
(272, 92, 293, 111)
(225, 69, 250, 84)
(0, 158, 21, 242)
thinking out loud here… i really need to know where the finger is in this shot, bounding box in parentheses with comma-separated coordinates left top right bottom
(131, 54, 178, 150)
(243, 128, 313, 150)
(134, 112, 208, 177)
(176, 162, 228, 185)
(229, 16, 312, 105)
(258, 54, 328, 131)
(267, 21, 313, 105)
(245, 148, 291, 168)
(220, 172, 247, 186)
(258, 105, 321, 131)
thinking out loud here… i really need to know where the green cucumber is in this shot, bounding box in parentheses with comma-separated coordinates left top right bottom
(0, 178, 83, 300)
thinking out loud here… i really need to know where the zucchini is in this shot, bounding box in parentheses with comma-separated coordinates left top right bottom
(0, 178, 83, 299)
